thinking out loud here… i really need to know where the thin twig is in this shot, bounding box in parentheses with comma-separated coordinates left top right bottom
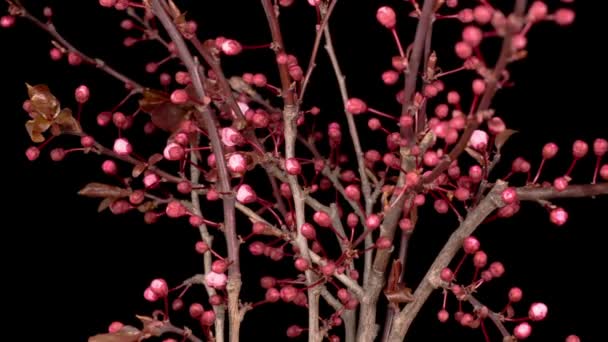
(16, 5, 143, 91)
(190, 144, 225, 342)
(298, 0, 339, 103)
(150, 2, 241, 342)
(261, 1, 320, 340)
(422, 0, 528, 185)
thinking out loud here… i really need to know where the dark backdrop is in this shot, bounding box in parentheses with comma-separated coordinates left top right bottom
(2, 0, 605, 341)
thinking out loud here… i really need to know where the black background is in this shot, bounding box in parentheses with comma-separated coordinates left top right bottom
(2, 0, 606, 341)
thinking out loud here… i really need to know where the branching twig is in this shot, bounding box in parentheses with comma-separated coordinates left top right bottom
(298, 0, 338, 103)
(16, 5, 143, 91)
(150, 2, 241, 342)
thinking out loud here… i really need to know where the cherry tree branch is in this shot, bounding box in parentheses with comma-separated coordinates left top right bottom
(150, 2, 241, 342)
(321, 4, 375, 292)
(298, 0, 338, 103)
(422, 0, 528, 185)
(190, 146, 225, 342)
(517, 183, 608, 201)
(466, 294, 511, 339)
(15, 4, 144, 91)
(388, 180, 508, 341)
(260, 1, 321, 340)
(388, 180, 608, 341)
(234, 202, 365, 299)
(399, 0, 437, 145)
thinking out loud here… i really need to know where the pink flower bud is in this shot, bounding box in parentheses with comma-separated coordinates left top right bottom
(468, 129, 488, 151)
(143, 173, 160, 188)
(565, 335, 581, 342)
(554, 8, 575, 26)
(102, 160, 117, 175)
(221, 127, 243, 147)
(472, 79, 486, 95)
(26, 146, 40, 161)
(99, 0, 117, 7)
(601, 164, 608, 180)
(473, 5, 493, 24)
(572, 140, 588, 158)
(346, 98, 368, 114)
(542, 142, 559, 159)
(509, 287, 523, 302)
(376, 6, 396, 29)
(313, 211, 332, 227)
(228, 153, 247, 174)
(514, 322, 532, 339)
(488, 117, 506, 134)
(528, 1, 548, 21)
(143, 287, 159, 302)
(345, 184, 361, 201)
(462, 26, 483, 47)
(399, 218, 413, 231)
(501, 187, 518, 204)
(221, 39, 242, 55)
(294, 258, 309, 271)
(113, 138, 132, 155)
(554, 177, 569, 191)
(212, 260, 228, 273)
(454, 41, 473, 59)
(550, 207, 568, 226)
(75, 85, 90, 103)
(437, 309, 449, 322)
(236, 184, 257, 204)
(364, 214, 381, 230)
(265, 288, 280, 302)
(285, 158, 302, 175)
(108, 321, 124, 333)
(280, 285, 298, 302)
(201, 310, 216, 326)
(489, 261, 505, 277)
(528, 302, 548, 321)
(382, 70, 399, 85)
(205, 271, 228, 289)
(0, 15, 15, 28)
(434, 199, 449, 214)
(195, 241, 209, 254)
(463, 236, 480, 254)
(170, 89, 189, 104)
(375, 237, 391, 249)
(166, 200, 187, 218)
(163, 143, 185, 161)
(440, 268, 453, 282)
(447, 91, 460, 104)
(594, 138, 608, 156)
(473, 251, 488, 268)
(150, 278, 168, 297)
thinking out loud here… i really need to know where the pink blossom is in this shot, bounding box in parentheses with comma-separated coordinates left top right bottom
(205, 271, 228, 289)
(468, 129, 489, 151)
(236, 184, 256, 203)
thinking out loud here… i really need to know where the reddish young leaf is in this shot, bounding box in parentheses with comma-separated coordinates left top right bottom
(88, 326, 141, 342)
(78, 182, 130, 198)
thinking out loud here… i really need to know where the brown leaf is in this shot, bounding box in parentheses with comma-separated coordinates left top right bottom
(495, 129, 518, 152)
(54, 108, 82, 134)
(79, 183, 130, 198)
(385, 260, 402, 293)
(137, 201, 157, 213)
(26, 83, 60, 120)
(139, 88, 191, 132)
(25, 116, 51, 143)
(132, 163, 147, 178)
(88, 326, 141, 342)
(97, 197, 115, 212)
(167, 0, 182, 19)
(148, 153, 163, 166)
(384, 285, 415, 304)
(465, 147, 485, 165)
(505, 304, 515, 318)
